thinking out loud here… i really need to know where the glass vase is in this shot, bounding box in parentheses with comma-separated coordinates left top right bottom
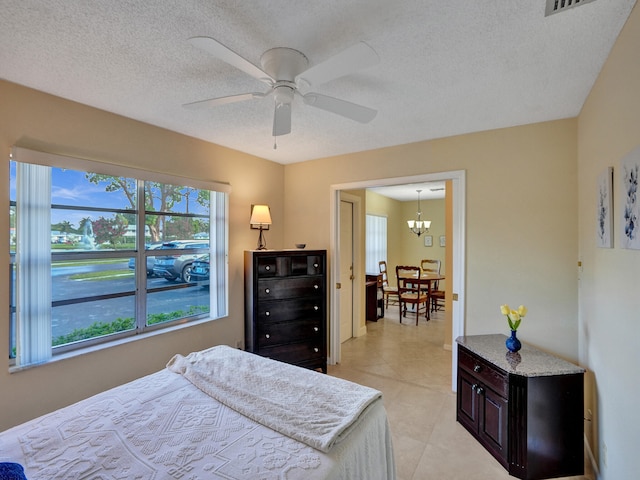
(506, 330, 522, 353)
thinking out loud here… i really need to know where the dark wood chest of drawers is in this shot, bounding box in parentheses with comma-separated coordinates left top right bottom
(244, 250, 327, 373)
(456, 335, 585, 480)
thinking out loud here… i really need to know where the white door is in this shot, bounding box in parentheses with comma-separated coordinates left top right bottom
(339, 200, 354, 343)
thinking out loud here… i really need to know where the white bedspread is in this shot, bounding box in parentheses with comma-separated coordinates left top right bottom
(167, 345, 381, 453)
(0, 348, 396, 480)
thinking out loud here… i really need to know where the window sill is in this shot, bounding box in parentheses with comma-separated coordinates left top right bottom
(9, 315, 225, 374)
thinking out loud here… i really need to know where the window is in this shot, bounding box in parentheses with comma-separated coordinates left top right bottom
(9, 147, 229, 367)
(366, 214, 387, 273)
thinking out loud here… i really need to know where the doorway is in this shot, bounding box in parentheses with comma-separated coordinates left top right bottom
(329, 170, 466, 391)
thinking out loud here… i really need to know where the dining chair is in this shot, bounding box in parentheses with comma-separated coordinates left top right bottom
(395, 265, 428, 325)
(378, 261, 398, 308)
(421, 259, 445, 312)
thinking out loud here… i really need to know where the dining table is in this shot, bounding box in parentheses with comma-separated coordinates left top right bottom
(398, 271, 445, 320)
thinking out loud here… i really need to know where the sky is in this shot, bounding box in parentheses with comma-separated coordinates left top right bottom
(10, 162, 209, 230)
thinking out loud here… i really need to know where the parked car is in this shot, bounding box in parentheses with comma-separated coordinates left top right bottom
(152, 241, 209, 282)
(128, 242, 163, 276)
(189, 254, 210, 286)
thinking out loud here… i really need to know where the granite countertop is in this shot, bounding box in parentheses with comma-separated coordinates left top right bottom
(456, 334, 585, 377)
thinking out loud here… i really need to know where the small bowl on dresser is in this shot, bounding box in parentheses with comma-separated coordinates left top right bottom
(295, 243, 306, 249)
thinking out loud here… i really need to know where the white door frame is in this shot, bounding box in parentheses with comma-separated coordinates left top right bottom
(339, 193, 363, 341)
(329, 170, 466, 391)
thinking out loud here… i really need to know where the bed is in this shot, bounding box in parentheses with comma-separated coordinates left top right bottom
(0, 345, 395, 479)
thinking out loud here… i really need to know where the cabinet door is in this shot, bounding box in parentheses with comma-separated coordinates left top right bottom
(478, 385, 508, 466)
(457, 368, 479, 432)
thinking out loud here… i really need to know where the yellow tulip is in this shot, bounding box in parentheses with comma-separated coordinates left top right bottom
(500, 304, 510, 315)
(518, 305, 528, 317)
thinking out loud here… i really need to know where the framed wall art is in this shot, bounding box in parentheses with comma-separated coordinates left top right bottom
(439, 235, 446, 247)
(424, 235, 433, 247)
(620, 146, 640, 250)
(596, 166, 613, 248)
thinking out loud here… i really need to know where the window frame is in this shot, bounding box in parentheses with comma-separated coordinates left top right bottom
(9, 147, 230, 366)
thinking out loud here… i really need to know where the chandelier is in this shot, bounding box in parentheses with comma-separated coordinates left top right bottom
(407, 189, 431, 237)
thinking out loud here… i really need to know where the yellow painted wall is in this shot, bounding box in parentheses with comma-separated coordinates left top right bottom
(283, 120, 579, 360)
(400, 198, 446, 287)
(577, 3, 640, 478)
(0, 80, 285, 431)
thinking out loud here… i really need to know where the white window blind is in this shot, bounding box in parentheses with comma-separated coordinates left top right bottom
(366, 214, 387, 274)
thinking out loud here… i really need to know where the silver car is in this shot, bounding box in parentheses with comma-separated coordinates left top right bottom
(152, 241, 209, 282)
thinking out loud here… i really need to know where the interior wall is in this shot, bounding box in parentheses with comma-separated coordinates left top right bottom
(0, 80, 285, 431)
(400, 198, 446, 288)
(577, 4, 640, 478)
(284, 118, 578, 361)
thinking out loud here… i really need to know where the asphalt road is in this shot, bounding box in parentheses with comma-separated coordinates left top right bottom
(50, 260, 209, 338)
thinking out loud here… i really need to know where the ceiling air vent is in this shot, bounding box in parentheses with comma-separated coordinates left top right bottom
(545, 0, 597, 16)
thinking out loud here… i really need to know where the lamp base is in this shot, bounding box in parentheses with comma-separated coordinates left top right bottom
(256, 227, 268, 250)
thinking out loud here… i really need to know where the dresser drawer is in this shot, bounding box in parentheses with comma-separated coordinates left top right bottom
(256, 254, 325, 277)
(459, 347, 508, 398)
(257, 320, 323, 348)
(257, 276, 324, 300)
(259, 341, 324, 364)
(258, 298, 323, 324)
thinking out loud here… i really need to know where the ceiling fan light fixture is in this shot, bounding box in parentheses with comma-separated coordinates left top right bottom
(274, 85, 295, 107)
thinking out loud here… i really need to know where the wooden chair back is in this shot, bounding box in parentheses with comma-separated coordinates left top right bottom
(395, 265, 428, 324)
(421, 259, 444, 312)
(378, 260, 391, 287)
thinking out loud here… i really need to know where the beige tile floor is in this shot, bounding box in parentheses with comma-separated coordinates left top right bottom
(327, 309, 595, 480)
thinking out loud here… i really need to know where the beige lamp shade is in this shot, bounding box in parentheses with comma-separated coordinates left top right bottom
(250, 204, 272, 225)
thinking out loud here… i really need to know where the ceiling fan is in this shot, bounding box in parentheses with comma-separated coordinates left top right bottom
(184, 37, 380, 138)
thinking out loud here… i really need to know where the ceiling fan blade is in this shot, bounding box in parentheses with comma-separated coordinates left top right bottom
(272, 102, 292, 136)
(303, 93, 377, 123)
(296, 41, 379, 89)
(183, 92, 265, 110)
(188, 36, 273, 83)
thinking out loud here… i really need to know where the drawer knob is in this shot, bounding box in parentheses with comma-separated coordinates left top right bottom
(472, 383, 478, 393)
(314, 327, 319, 332)
(313, 305, 319, 311)
(265, 334, 270, 339)
(265, 288, 270, 294)
(476, 386, 484, 395)
(265, 311, 270, 316)
(314, 348, 319, 353)
(314, 284, 319, 290)
(473, 364, 482, 373)
(313, 263, 319, 268)
(265, 265, 271, 271)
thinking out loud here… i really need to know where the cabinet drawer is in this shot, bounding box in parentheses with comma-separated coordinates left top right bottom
(256, 254, 325, 277)
(259, 341, 324, 364)
(258, 299, 323, 324)
(257, 276, 324, 300)
(459, 347, 508, 398)
(256, 256, 279, 276)
(257, 320, 323, 348)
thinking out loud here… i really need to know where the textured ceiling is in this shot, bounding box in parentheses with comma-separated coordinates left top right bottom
(0, 0, 636, 165)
